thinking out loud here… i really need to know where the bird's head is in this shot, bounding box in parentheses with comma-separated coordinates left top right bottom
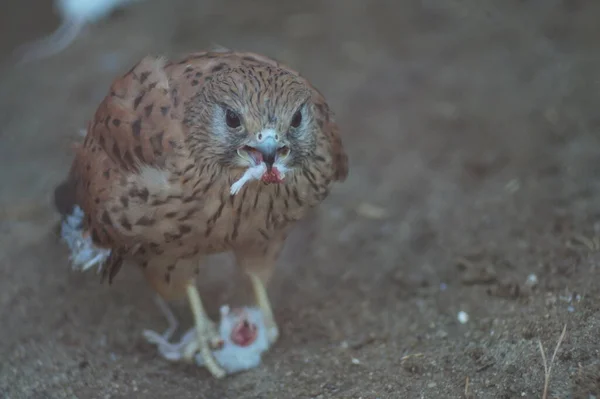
(184, 62, 325, 185)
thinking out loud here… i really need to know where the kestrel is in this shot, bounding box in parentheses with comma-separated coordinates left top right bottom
(54, 48, 348, 378)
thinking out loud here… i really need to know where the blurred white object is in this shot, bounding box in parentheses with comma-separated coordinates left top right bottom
(61, 205, 111, 273)
(144, 302, 271, 375)
(15, 0, 142, 64)
(457, 310, 469, 324)
(525, 273, 538, 288)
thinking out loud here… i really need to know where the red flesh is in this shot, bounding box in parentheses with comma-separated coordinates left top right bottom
(261, 167, 283, 183)
(230, 318, 258, 347)
(243, 147, 284, 184)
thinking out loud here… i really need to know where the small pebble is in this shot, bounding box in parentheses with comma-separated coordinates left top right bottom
(356, 203, 388, 219)
(351, 358, 360, 365)
(525, 273, 538, 288)
(505, 179, 520, 193)
(458, 311, 469, 324)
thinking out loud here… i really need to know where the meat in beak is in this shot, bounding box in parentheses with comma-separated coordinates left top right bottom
(239, 129, 289, 171)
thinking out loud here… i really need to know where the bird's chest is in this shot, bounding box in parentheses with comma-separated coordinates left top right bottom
(183, 180, 308, 253)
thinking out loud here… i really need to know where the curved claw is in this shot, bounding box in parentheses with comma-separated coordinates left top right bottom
(186, 284, 226, 378)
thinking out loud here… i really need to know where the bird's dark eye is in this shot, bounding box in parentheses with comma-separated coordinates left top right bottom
(290, 109, 302, 128)
(225, 109, 241, 129)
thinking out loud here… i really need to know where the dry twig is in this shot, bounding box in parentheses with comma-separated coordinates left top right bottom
(538, 324, 567, 399)
(464, 376, 471, 398)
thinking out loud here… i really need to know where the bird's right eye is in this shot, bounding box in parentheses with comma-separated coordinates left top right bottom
(225, 109, 241, 129)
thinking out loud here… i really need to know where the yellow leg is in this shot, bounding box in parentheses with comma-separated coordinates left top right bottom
(184, 283, 225, 378)
(248, 273, 279, 344)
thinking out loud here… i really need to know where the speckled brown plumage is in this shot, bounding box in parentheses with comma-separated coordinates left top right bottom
(56, 49, 348, 377)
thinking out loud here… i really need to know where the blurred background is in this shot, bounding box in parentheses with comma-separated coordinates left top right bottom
(1, 0, 600, 397)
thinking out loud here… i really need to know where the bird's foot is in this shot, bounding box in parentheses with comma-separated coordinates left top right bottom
(247, 273, 279, 345)
(186, 284, 226, 378)
(143, 295, 221, 362)
(144, 292, 225, 378)
(142, 295, 183, 360)
(181, 318, 224, 359)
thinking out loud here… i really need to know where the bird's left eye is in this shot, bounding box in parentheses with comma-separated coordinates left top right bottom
(290, 109, 302, 128)
(226, 109, 241, 129)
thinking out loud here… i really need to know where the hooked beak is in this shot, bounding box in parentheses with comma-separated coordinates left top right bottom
(238, 129, 289, 171)
(254, 137, 278, 169)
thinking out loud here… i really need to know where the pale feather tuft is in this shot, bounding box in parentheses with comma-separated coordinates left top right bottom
(61, 205, 111, 272)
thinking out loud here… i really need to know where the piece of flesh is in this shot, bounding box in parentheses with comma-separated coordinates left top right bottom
(230, 160, 289, 195)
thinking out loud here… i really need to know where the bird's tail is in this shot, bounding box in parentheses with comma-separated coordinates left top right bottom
(53, 178, 77, 217)
(54, 132, 85, 217)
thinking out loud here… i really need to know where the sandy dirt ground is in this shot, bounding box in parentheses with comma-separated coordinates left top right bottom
(1, 0, 600, 398)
